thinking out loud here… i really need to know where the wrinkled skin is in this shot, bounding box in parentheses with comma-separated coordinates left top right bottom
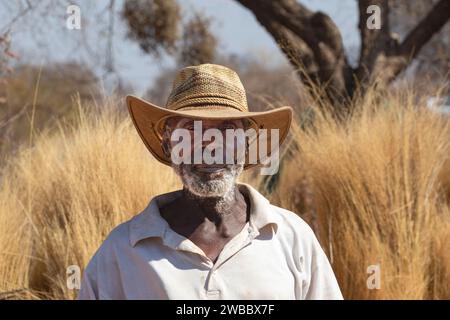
(159, 117, 251, 263)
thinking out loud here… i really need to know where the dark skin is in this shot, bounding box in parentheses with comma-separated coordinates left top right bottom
(159, 117, 251, 264)
(160, 186, 250, 264)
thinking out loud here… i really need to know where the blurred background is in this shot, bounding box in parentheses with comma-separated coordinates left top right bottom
(0, 0, 449, 300)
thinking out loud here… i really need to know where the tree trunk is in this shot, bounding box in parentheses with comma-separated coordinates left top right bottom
(236, 0, 450, 118)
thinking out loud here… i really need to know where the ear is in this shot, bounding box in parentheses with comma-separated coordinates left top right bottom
(161, 137, 171, 158)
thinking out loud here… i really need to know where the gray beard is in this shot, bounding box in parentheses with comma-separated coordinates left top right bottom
(173, 164, 243, 202)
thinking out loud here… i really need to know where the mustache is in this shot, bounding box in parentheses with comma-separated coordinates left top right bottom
(182, 163, 242, 171)
(192, 164, 241, 175)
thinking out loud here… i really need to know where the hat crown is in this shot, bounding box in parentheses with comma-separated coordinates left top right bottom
(165, 63, 248, 112)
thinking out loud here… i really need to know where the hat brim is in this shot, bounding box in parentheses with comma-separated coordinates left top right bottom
(126, 95, 293, 170)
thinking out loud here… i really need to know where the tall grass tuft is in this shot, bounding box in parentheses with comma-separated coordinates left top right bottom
(0, 96, 180, 299)
(270, 86, 450, 299)
(1, 85, 450, 299)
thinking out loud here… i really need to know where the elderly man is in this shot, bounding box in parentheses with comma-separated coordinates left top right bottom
(78, 63, 343, 300)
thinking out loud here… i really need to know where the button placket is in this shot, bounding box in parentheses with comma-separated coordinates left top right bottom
(205, 289, 220, 299)
(211, 223, 256, 271)
(203, 222, 256, 298)
(204, 267, 221, 298)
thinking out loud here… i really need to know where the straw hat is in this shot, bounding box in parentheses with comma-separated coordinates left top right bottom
(126, 63, 293, 170)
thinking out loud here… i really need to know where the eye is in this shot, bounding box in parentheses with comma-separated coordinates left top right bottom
(183, 122, 195, 130)
(220, 124, 236, 130)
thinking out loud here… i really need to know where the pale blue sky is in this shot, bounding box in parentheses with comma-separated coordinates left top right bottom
(2, 0, 360, 94)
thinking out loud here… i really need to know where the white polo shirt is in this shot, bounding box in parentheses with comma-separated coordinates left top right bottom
(78, 182, 343, 300)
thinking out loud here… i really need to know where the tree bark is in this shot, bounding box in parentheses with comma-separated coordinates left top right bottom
(356, 0, 391, 85)
(236, 0, 354, 108)
(393, 0, 450, 78)
(236, 0, 450, 114)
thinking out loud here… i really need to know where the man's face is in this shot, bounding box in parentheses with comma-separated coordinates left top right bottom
(163, 117, 246, 198)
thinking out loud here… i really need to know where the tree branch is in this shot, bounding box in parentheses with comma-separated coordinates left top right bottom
(379, 0, 450, 82)
(263, 18, 319, 84)
(398, 0, 450, 60)
(1, 0, 33, 33)
(232, 0, 449, 111)
(236, 0, 353, 99)
(356, 0, 391, 81)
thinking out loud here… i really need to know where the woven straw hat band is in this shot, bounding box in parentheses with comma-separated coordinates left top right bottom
(165, 64, 248, 113)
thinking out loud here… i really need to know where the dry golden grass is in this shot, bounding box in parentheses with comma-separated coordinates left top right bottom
(0, 97, 181, 299)
(0, 86, 450, 299)
(270, 86, 450, 299)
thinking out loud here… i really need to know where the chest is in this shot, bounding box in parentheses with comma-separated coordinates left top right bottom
(164, 214, 248, 263)
(117, 235, 300, 299)
(187, 232, 234, 263)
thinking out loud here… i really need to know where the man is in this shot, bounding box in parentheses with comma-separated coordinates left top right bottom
(78, 63, 343, 300)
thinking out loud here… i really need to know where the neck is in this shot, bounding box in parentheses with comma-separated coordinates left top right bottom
(182, 184, 247, 224)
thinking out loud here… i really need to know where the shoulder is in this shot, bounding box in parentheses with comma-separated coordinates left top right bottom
(86, 219, 133, 267)
(103, 220, 133, 249)
(270, 204, 316, 239)
(79, 220, 133, 300)
(268, 204, 325, 257)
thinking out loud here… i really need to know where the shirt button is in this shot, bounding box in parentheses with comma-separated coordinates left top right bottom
(206, 290, 220, 297)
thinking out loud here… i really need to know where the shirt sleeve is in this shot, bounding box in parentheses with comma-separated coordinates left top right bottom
(303, 235, 344, 300)
(77, 258, 99, 300)
(76, 227, 127, 300)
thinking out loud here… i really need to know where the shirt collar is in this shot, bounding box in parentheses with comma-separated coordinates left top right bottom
(129, 182, 281, 247)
